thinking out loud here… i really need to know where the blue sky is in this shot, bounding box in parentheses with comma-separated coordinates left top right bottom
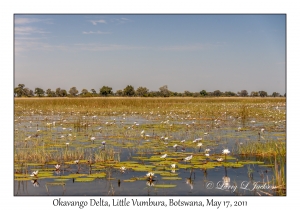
(14, 14, 286, 95)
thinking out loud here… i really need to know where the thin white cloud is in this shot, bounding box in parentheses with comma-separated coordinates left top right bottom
(111, 17, 131, 24)
(14, 17, 53, 25)
(82, 31, 110, 35)
(15, 26, 49, 35)
(89, 19, 107, 25)
(15, 39, 67, 54)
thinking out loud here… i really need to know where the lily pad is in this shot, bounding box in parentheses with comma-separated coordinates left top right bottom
(87, 173, 106, 178)
(75, 177, 95, 182)
(27, 163, 45, 166)
(14, 177, 31, 181)
(123, 179, 136, 182)
(59, 174, 88, 178)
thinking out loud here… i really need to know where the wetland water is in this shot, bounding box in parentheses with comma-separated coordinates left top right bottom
(14, 98, 286, 196)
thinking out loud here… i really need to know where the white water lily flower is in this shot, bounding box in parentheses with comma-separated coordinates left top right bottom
(91, 137, 95, 141)
(171, 163, 176, 169)
(74, 160, 79, 164)
(205, 148, 211, 153)
(217, 158, 224, 162)
(30, 170, 38, 177)
(102, 141, 106, 145)
(184, 155, 193, 161)
(222, 149, 230, 155)
(205, 153, 210, 157)
(160, 154, 167, 159)
(146, 172, 155, 177)
(197, 143, 203, 147)
(55, 164, 61, 170)
(193, 138, 202, 143)
(120, 166, 126, 173)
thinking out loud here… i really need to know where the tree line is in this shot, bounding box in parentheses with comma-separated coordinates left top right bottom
(14, 84, 285, 98)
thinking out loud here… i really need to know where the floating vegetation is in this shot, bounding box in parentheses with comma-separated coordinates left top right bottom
(14, 97, 286, 196)
(123, 179, 136, 182)
(222, 162, 244, 168)
(74, 177, 95, 182)
(87, 173, 106, 178)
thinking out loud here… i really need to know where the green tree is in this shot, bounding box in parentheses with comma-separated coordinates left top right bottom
(81, 89, 89, 96)
(69, 87, 79, 97)
(200, 90, 208, 97)
(56, 88, 62, 97)
(91, 89, 97, 96)
(136, 86, 149, 97)
(183, 90, 193, 97)
(123, 85, 135, 96)
(14, 84, 26, 97)
(259, 91, 268, 97)
(115, 90, 122, 96)
(213, 90, 222, 97)
(239, 90, 248, 97)
(21, 88, 33, 97)
(56, 88, 68, 97)
(184, 90, 193, 97)
(159, 85, 170, 97)
(272, 92, 280, 97)
(60, 89, 68, 97)
(224, 91, 236, 97)
(100, 86, 113, 96)
(35, 87, 45, 97)
(250, 91, 259, 97)
(46, 88, 56, 97)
